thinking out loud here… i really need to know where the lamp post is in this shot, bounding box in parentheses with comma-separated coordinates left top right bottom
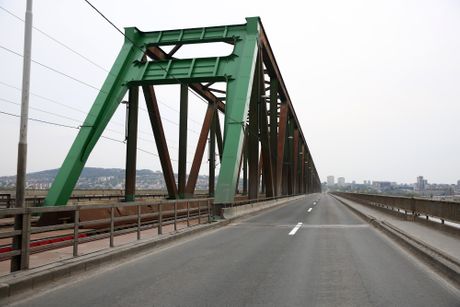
(12, 0, 33, 271)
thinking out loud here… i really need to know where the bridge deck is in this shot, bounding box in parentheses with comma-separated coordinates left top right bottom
(13, 194, 460, 306)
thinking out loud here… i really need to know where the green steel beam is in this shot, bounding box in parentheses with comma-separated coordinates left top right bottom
(45, 17, 319, 206)
(44, 18, 259, 206)
(213, 18, 260, 204)
(45, 28, 145, 206)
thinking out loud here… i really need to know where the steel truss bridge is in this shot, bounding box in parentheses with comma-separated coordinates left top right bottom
(44, 17, 321, 208)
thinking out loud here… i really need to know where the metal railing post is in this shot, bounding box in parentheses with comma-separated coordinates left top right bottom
(73, 207, 79, 257)
(174, 201, 177, 231)
(137, 205, 141, 240)
(158, 203, 163, 235)
(110, 206, 114, 247)
(186, 201, 190, 227)
(21, 209, 31, 270)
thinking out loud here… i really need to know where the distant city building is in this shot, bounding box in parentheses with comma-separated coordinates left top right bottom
(416, 176, 426, 191)
(373, 181, 392, 191)
(337, 177, 345, 186)
(457, 180, 460, 189)
(327, 176, 334, 186)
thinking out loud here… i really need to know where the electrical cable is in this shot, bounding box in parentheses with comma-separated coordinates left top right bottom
(0, 5, 203, 131)
(81, 0, 260, 140)
(0, 44, 104, 93)
(0, 5, 112, 75)
(0, 108, 164, 158)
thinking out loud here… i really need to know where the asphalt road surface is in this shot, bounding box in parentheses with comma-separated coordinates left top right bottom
(12, 194, 460, 306)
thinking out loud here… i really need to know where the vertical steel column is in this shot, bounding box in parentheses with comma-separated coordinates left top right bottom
(209, 110, 216, 197)
(300, 144, 305, 194)
(125, 86, 139, 202)
(276, 103, 288, 195)
(258, 58, 274, 197)
(292, 129, 299, 194)
(259, 154, 265, 194)
(306, 153, 312, 193)
(178, 84, 188, 198)
(269, 78, 278, 195)
(286, 119, 294, 195)
(281, 119, 290, 195)
(247, 55, 260, 200)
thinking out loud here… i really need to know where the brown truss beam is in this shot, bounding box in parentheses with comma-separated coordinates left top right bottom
(259, 24, 319, 184)
(168, 44, 182, 57)
(185, 103, 216, 195)
(215, 111, 223, 162)
(142, 85, 178, 198)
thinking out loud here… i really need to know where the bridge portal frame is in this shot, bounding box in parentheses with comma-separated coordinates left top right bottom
(44, 17, 321, 207)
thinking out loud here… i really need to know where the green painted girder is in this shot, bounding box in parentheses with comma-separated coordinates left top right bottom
(141, 25, 245, 46)
(129, 57, 233, 85)
(45, 17, 260, 206)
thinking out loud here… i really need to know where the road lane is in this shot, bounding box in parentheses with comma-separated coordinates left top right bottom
(11, 193, 460, 306)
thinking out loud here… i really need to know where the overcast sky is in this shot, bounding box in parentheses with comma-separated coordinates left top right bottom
(0, 0, 459, 184)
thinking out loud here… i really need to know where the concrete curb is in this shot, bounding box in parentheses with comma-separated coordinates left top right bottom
(0, 195, 305, 304)
(331, 194, 460, 288)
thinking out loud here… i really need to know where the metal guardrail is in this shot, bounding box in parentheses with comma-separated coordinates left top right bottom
(0, 197, 213, 272)
(0, 193, 305, 273)
(333, 192, 460, 224)
(0, 194, 11, 208)
(0, 192, 210, 208)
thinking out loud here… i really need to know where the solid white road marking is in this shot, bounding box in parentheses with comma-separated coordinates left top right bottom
(289, 223, 303, 235)
(307, 208, 313, 212)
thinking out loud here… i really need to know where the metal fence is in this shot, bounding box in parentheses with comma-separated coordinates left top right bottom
(333, 192, 460, 224)
(0, 192, 210, 208)
(0, 193, 304, 273)
(0, 198, 213, 272)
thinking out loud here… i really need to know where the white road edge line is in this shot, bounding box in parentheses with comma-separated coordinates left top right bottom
(288, 223, 303, 236)
(307, 208, 313, 213)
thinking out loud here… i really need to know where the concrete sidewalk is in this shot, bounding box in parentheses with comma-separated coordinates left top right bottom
(333, 194, 460, 288)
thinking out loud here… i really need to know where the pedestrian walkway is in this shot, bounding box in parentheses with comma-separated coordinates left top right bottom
(0, 219, 200, 277)
(333, 195, 460, 262)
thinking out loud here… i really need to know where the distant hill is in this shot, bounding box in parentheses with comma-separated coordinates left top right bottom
(0, 167, 209, 190)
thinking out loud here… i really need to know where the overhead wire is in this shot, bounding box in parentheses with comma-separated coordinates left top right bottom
(83, 0, 239, 126)
(0, 6, 203, 135)
(0, 5, 204, 130)
(0, 4, 212, 170)
(0, 80, 185, 140)
(0, 44, 105, 93)
(0, 5, 112, 75)
(0, 99, 202, 164)
(0, 42, 201, 135)
(0, 108, 163, 158)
